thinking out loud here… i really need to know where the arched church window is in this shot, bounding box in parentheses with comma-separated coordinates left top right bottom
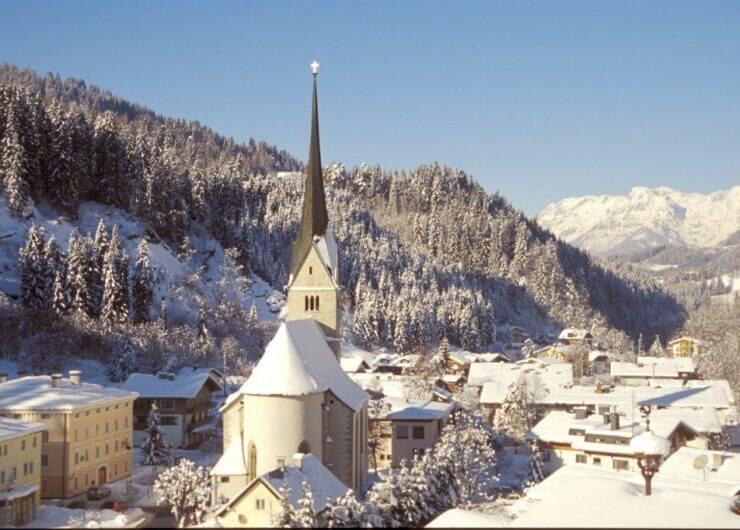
(298, 440, 311, 454)
(316, 296, 320, 310)
(247, 442, 257, 481)
(305, 296, 309, 311)
(310, 296, 315, 311)
(309, 266, 313, 275)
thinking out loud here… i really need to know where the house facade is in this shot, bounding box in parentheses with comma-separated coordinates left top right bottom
(122, 367, 223, 448)
(0, 417, 46, 526)
(0, 372, 137, 499)
(668, 337, 701, 358)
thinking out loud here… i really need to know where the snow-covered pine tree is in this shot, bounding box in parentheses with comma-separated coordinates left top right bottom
(19, 225, 49, 310)
(153, 458, 212, 528)
(107, 334, 139, 382)
(648, 335, 665, 357)
(141, 403, 170, 466)
(52, 268, 71, 315)
(47, 102, 80, 216)
(526, 440, 547, 486)
(493, 378, 530, 446)
(93, 218, 109, 271)
(101, 225, 129, 330)
(131, 239, 157, 323)
(324, 490, 364, 528)
(292, 480, 319, 528)
(271, 485, 295, 527)
(521, 338, 536, 358)
(0, 102, 32, 217)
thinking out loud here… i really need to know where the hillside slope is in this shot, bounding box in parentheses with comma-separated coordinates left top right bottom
(537, 186, 740, 256)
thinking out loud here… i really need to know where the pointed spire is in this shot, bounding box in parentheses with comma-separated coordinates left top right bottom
(290, 62, 329, 278)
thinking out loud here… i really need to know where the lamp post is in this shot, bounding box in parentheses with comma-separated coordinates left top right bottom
(630, 405, 671, 496)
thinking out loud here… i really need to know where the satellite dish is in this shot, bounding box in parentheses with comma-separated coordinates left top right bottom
(692, 454, 708, 469)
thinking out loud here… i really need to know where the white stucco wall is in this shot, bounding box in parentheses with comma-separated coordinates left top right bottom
(242, 393, 323, 478)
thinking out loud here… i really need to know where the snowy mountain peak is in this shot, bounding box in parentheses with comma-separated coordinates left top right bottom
(537, 185, 740, 256)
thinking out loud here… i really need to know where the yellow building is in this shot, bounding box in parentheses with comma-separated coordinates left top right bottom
(0, 417, 47, 526)
(668, 336, 701, 358)
(0, 371, 138, 499)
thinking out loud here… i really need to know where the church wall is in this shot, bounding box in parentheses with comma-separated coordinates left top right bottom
(324, 392, 367, 491)
(242, 393, 323, 477)
(287, 247, 339, 339)
(222, 396, 243, 449)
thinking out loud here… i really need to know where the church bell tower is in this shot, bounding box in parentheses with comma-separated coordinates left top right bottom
(286, 61, 341, 357)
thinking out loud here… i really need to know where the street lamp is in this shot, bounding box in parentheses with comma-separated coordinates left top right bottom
(630, 430, 671, 496)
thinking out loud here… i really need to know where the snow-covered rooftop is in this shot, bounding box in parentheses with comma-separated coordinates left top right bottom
(611, 356, 696, 379)
(0, 416, 47, 443)
(349, 373, 415, 400)
(313, 230, 339, 287)
(659, 447, 740, 488)
(496, 380, 735, 409)
(120, 367, 222, 399)
(668, 336, 702, 345)
(0, 375, 137, 411)
(470, 359, 573, 389)
(558, 328, 592, 341)
(339, 356, 369, 373)
(239, 319, 368, 411)
(383, 397, 454, 421)
(511, 464, 738, 528)
(630, 430, 671, 456)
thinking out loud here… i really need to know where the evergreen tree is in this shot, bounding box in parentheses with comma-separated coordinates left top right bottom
(153, 458, 211, 528)
(107, 334, 139, 382)
(47, 103, 79, 215)
(131, 239, 157, 323)
(141, 403, 170, 466)
(0, 102, 31, 217)
(493, 378, 530, 446)
(19, 225, 49, 309)
(101, 226, 129, 330)
(51, 268, 71, 315)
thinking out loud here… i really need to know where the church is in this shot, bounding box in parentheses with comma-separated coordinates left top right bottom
(211, 62, 369, 524)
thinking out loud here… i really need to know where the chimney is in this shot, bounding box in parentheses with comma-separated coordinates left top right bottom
(51, 374, 63, 389)
(293, 453, 304, 470)
(610, 406, 619, 430)
(69, 370, 81, 385)
(574, 407, 588, 420)
(0, 373, 7, 384)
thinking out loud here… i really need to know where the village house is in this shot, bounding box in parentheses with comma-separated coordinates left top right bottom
(0, 372, 137, 499)
(339, 357, 371, 374)
(529, 408, 698, 473)
(371, 397, 454, 469)
(558, 328, 594, 345)
(611, 356, 697, 386)
(667, 336, 702, 358)
(121, 367, 223, 448)
(0, 416, 47, 526)
(536, 343, 598, 377)
(215, 453, 348, 527)
(445, 351, 511, 377)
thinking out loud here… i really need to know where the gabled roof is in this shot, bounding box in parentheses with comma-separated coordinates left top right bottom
(217, 454, 348, 516)
(121, 367, 222, 399)
(558, 328, 593, 341)
(383, 397, 454, 421)
(339, 356, 370, 373)
(668, 336, 702, 345)
(239, 319, 368, 411)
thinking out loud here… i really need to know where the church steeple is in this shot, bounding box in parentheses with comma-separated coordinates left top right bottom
(290, 62, 329, 279)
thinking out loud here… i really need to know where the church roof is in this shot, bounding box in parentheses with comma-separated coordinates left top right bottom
(239, 319, 368, 411)
(290, 74, 330, 279)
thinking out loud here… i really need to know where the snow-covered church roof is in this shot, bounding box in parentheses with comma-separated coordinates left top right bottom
(238, 319, 368, 411)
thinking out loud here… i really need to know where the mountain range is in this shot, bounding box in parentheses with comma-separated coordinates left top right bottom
(537, 186, 740, 256)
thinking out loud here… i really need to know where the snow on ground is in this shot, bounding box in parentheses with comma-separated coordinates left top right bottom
(426, 508, 510, 527)
(507, 464, 738, 528)
(25, 506, 146, 528)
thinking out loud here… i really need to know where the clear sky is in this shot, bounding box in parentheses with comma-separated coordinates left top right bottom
(1, 1, 738, 215)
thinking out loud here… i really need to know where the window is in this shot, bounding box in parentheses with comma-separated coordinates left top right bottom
(41, 414, 50, 419)
(32, 436, 37, 447)
(42, 432, 48, 443)
(124, 417, 128, 428)
(75, 452, 79, 465)
(396, 425, 409, 439)
(96, 446, 100, 458)
(248, 442, 257, 481)
(593, 457, 602, 466)
(309, 266, 312, 275)
(412, 426, 425, 440)
(220, 476, 230, 483)
(305, 296, 309, 311)
(575, 454, 587, 464)
(256, 499, 266, 510)
(161, 400, 175, 411)
(115, 420, 119, 431)
(41, 454, 49, 466)
(21, 440, 26, 450)
(23, 463, 29, 475)
(316, 296, 319, 310)
(310, 296, 315, 311)
(613, 459, 629, 471)
(29, 462, 33, 474)
(160, 416, 177, 426)
(115, 440, 119, 452)
(85, 474, 89, 486)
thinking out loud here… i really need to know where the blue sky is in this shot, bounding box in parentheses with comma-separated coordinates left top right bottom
(1, 1, 739, 215)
